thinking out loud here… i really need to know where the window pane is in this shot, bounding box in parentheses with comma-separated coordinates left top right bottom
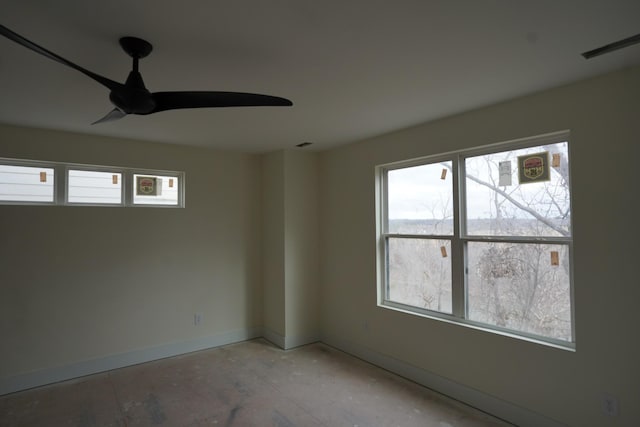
(0, 164, 54, 202)
(133, 174, 180, 205)
(387, 161, 453, 235)
(387, 237, 452, 314)
(68, 170, 122, 204)
(464, 141, 570, 237)
(467, 241, 572, 341)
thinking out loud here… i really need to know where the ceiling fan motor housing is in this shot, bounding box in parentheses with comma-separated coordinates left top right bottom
(109, 70, 156, 114)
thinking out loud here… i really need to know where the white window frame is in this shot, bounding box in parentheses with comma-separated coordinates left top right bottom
(0, 157, 185, 208)
(0, 158, 59, 205)
(65, 166, 125, 206)
(376, 131, 575, 350)
(130, 170, 184, 207)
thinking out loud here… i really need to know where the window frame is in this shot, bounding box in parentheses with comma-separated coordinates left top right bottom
(0, 157, 185, 208)
(130, 170, 184, 207)
(376, 131, 575, 350)
(0, 158, 58, 205)
(65, 166, 125, 206)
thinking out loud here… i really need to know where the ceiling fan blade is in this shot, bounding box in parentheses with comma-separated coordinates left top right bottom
(150, 91, 293, 113)
(582, 33, 640, 59)
(0, 24, 122, 91)
(92, 108, 127, 125)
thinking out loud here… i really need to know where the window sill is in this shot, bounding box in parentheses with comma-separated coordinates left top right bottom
(379, 301, 576, 352)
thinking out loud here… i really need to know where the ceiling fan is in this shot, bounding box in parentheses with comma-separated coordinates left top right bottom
(0, 24, 293, 124)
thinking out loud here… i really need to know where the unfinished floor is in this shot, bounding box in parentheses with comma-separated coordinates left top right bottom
(0, 339, 511, 426)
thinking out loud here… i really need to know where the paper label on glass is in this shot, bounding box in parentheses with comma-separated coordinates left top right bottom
(498, 161, 512, 186)
(440, 169, 447, 180)
(550, 251, 559, 266)
(440, 246, 448, 258)
(518, 151, 550, 184)
(552, 153, 561, 168)
(136, 176, 161, 196)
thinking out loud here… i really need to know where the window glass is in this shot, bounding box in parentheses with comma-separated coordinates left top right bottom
(387, 161, 453, 235)
(68, 170, 122, 204)
(133, 174, 180, 205)
(0, 164, 54, 202)
(387, 237, 452, 314)
(464, 142, 570, 237)
(467, 241, 572, 341)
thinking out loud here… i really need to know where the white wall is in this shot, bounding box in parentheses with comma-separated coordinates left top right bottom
(0, 125, 263, 393)
(262, 151, 286, 342)
(283, 150, 320, 348)
(262, 150, 320, 348)
(319, 66, 640, 427)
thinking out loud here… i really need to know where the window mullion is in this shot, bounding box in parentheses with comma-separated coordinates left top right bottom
(451, 154, 465, 318)
(56, 165, 66, 205)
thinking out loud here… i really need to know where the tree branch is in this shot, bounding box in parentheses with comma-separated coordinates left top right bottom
(441, 162, 570, 237)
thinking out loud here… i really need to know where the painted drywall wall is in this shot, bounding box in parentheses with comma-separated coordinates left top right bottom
(0, 125, 263, 387)
(319, 66, 640, 427)
(261, 150, 286, 343)
(283, 150, 320, 347)
(262, 150, 320, 348)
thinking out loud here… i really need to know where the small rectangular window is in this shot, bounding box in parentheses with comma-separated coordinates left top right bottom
(133, 173, 180, 206)
(67, 169, 122, 205)
(0, 164, 55, 203)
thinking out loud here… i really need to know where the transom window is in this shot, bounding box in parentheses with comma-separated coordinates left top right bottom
(0, 163, 55, 203)
(378, 131, 573, 347)
(0, 158, 184, 208)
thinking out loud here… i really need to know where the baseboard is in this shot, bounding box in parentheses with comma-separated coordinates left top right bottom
(262, 328, 286, 349)
(262, 329, 320, 350)
(322, 335, 566, 427)
(284, 334, 320, 350)
(0, 327, 261, 396)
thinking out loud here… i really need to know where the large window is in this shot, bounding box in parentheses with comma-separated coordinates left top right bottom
(378, 131, 573, 346)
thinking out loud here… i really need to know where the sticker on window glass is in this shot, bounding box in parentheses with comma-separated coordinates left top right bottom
(136, 176, 162, 196)
(440, 246, 448, 258)
(550, 251, 560, 266)
(517, 151, 550, 184)
(440, 169, 447, 180)
(552, 153, 561, 168)
(498, 161, 512, 186)
(40, 171, 47, 183)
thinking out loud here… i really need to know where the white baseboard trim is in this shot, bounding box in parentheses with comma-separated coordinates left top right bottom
(0, 328, 261, 396)
(322, 335, 566, 427)
(262, 328, 286, 349)
(284, 334, 320, 350)
(262, 329, 320, 350)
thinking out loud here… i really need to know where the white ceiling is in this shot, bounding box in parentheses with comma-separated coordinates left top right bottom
(1, 1, 639, 153)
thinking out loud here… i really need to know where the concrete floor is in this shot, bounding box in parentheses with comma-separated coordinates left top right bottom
(0, 339, 512, 426)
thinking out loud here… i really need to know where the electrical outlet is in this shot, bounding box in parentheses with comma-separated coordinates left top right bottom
(602, 393, 619, 417)
(194, 313, 202, 326)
